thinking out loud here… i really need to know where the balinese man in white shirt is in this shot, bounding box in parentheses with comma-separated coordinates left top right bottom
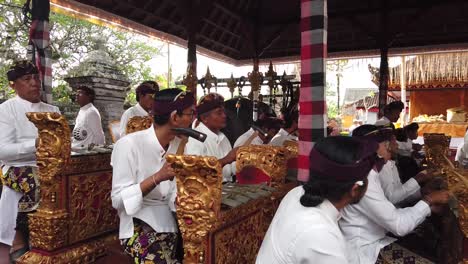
(0, 61, 60, 263)
(185, 93, 238, 182)
(270, 109, 298, 146)
(233, 117, 283, 147)
(257, 136, 378, 264)
(119, 81, 158, 138)
(378, 129, 433, 205)
(339, 125, 450, 264)
(111, 88, 195, 264)
(375, 101, 404, 128)
(71, 86, 105, 149)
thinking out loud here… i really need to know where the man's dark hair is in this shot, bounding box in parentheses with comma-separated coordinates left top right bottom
(300, 136, 364, 207)
(404, 122, 419, 133)
(77, 86, 95, 102)
(153, 88, 184, 125)
(384, 101, 404, 115)
(136, 81, 159, 102)
(352, 124, 378, 137)
(283, 110, 299, 129)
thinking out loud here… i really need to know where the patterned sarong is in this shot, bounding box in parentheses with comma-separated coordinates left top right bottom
(121, 219, 179, 264)
(0, 166, 40, 212)
(376, 243, 434, 264)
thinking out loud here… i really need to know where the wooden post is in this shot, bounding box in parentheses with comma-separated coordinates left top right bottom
(378, 47, 389, 119)
(378, 0, 389, 119)
(400, 56, 407, 126)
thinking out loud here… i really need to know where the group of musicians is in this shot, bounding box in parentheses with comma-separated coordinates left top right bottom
(0, 60, 456, 264)
(0, 61, 294, 263)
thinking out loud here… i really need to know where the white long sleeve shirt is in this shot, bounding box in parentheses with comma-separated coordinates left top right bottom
(397, 139, 413, 157)
(256, 187, 348, 264)
(378, 160, 421, 205)
(185, 122, 235, 182)
(111, 125, 180, 239)
(119, 103, 148, 138)
(269, 128, 298, 146)
(234, 128, 263, 147)
(72, 103, 105, 148)
(339, 169, 431, 264)
(0, 96, 60, 246)
(0, 96, 60, 173)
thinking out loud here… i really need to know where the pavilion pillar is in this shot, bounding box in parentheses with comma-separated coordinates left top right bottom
(378, 47, 389, 119)
(298, 0, 327, 182)
(400, 56, 407, 126)
(378, 1, 389, 119)
(182, 1, 199, 98)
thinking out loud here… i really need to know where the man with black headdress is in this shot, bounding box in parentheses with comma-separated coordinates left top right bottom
(111, 88, 195, 263)
(185, 92, 238, 182)
(119, 81, 159, 138)
(0, 61, 60, 262)
(257, 136, 376, 263)
(339, 125, 450, 264)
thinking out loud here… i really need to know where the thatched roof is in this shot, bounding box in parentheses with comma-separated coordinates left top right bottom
(369, 52, 468, 90)
(52, 0, 468, 65)
(343, 92, 397, 109)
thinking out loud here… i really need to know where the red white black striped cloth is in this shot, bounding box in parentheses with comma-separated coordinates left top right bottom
(298, 0, 327, 182)
(29, 0, 52, 103)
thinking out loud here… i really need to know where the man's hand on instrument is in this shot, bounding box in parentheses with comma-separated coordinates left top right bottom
(423, 190, 451, 207)
(219, 147, 239, 166)
(153, 162, 176, 184)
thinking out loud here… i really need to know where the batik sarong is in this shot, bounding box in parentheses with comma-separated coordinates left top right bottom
(121, 219, 179, 264)
(376, 242, 434, 264)
(0, 166, 40, 212)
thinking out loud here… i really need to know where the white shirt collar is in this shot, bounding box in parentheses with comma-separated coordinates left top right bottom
(319, 199, 342, 221)
(80, 103, 93, 111)
(144, 125, 167, 157)
(135, 103, 148, 115)
(197, 122, 226, 142)
(15, 95, 42, 109)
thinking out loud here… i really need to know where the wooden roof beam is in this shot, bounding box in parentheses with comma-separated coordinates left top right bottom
(197, 34, 240, 54)
(258, 24, 296, 57)
(329, 0, 466, 17)
(202, 18, 241, 40)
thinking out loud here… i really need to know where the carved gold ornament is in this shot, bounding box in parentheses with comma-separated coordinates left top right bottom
(236, 145, 289, 185)
(126, 115, 153, 134)
(183, 62, 198, 93)
(17, 113, 118, 263)
(167, 154, 223, 264)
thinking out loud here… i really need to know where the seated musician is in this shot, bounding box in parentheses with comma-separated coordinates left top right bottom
(394, 123, 423, 182)
(233, 116, 283, 147)
(339, 125, 450, 264)
(111, 88, 195, 263)
(0, 61, 60, 263)
(119, 81, 158, 138)
(269, 109, 298, 146)
(375, 101, 404, 128)
(256, 136, 377, 263)
(379, 127, 433, 205)
(72, 86, 105, 149)
(185, 92, 238, 183)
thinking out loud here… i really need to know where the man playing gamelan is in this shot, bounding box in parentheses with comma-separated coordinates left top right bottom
(111, 88, 195, 264)
(0, 61, 60, 263)
(185, 92, 238, 183)
(339, 125, 450, 264)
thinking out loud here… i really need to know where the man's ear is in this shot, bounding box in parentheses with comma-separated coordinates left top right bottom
(349, 183, 363, 200)
(169, 110, 178, 125)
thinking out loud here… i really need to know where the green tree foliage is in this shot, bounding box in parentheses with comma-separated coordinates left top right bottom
(0, 0, 166, 102)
